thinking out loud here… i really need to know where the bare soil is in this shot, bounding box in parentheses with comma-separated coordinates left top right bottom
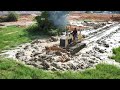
(68, 12, 120, 21)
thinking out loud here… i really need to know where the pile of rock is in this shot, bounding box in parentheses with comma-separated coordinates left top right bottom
(12, 37, 101, 71)
(14, 39, 74, 70)
(93, 23, 106, 29)
(47, 36, 58, 42)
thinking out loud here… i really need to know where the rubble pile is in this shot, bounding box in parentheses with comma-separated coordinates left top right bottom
(14, 38, 95, 71)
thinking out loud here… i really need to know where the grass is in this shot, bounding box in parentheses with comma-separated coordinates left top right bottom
(0, 25, 48, 53)
(0, 26, 28, 51)
(0, 57, 120, 79)
(111, 47, 120, 63)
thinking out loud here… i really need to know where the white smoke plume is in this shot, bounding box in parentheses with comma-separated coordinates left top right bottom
(48, 11, 69, 28)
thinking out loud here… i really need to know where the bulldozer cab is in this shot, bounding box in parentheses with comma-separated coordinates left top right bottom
(60, 25, 83, 48)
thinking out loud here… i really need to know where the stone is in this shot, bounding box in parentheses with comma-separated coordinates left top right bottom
(51, 67, 58, 71)
(55, 51, 62, 56)
(103, 43, 109, 47)
(88, 60, 95, 63)
(23, 45, 30, 50)
(33, 52, 41, 57)
(26, 61, 35, 65)
(41, 55, 46, 59)
(24, 51, 32, 56)
(59, 53, 70, 62)
(67, 63, 77, 70)
(41, 60, 50, 69)
(63, 64, 70, 70)
(16, 51, 24, 59)
(98, 49, 105, 53)
(49, 36, 58, 42)
(94, 47, 105, 53)
(37, 65, 44, 69)
(31, 39, 42, 44)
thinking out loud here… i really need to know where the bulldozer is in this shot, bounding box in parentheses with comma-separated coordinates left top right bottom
(60, 25, 86, 54)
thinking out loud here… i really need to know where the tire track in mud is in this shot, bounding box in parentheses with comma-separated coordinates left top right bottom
(82, 22, 120, 46)
(74, 22, 120, 68)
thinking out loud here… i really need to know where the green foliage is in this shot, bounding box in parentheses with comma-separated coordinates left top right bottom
(26, 11, 66, 36)
(111, 47, 120, 62)
(0, 26, 31, 52)
(33, 11, 61, 36)
(0, 25, 49, 52)
(26, 24, 39, 33)
(36, 11, 54, 31)
(0, 12, 19, 22)
(0, 16, 7, 22)
(47, 29, 58, 36)
(5, 12, 19, 22)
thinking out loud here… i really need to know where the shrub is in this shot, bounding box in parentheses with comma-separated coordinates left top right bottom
(27, 11, 64, 36)
(0, 12, 19, 22)
(5, 12, 19, 22)
(111, 47, 120, 62)
(47, 29, 59, 36)
(26, 24, 39, 33)
(34, 11, 60, 36)
(0, 16, 7, 22)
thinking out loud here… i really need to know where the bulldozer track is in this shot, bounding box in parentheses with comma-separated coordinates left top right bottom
(82, 22, 120, 46)
(85, 22, 119, 40)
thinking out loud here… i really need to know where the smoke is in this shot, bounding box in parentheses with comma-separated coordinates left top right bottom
(48, 11, 69, 29)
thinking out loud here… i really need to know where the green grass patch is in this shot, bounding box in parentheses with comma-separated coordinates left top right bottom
(0, 57, 120, 79)
(0, 25, 48, 52)
(0, 26, 30, 51)
(111, 47, 120, 63)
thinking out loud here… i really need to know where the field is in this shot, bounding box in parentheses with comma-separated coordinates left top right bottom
(0, 25, 120, 79)
(1, 12, 120, 79)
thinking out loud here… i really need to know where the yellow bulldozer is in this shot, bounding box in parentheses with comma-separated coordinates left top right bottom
(60, 25, 84, 47)
(60, 25, 86, 54)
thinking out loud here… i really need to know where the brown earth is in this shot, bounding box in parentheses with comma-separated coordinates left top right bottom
(68, 12, 120, 21)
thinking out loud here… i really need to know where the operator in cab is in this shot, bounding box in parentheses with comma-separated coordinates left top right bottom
(72, 28, 78, 42)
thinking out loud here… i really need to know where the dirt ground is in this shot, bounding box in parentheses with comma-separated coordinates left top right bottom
(0, 14, 37, 27)
(68, 12, 120, 21)
(1, 12, 120, 28)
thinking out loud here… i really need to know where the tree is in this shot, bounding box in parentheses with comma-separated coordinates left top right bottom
(35, 11, 59, 36)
